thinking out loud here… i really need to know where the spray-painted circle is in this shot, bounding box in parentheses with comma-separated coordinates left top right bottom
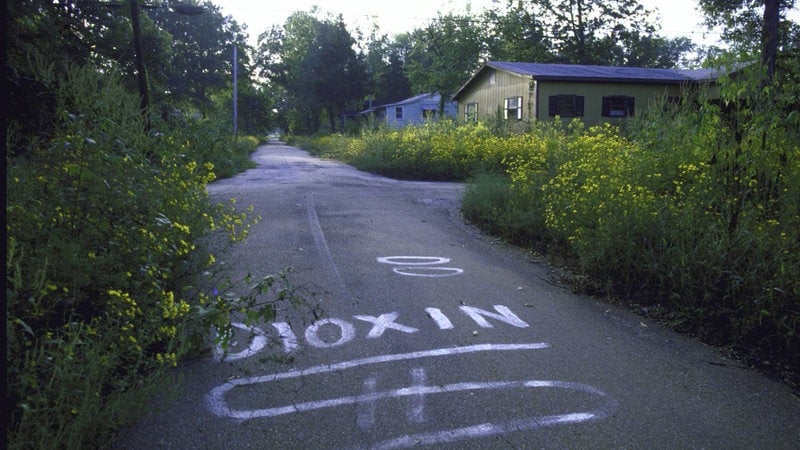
(393, 267, 464, 277)
(377, 256, 451, 266)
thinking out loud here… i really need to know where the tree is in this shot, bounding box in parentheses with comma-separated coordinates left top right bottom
(256, 12, 321, 134)
(148, 1, 243, 112)
(698, 0, 797, 80)
(7, 0, 254, 149)
(7, 0, 147, 152)
(532, 0, 659, 64)
(363, 29, 413, 106)
(405, 12, 485, 113)
(304, 16, 368, 132)
(484, 0, 553, 62)
(615, 31, 697, 68)
(480, 0, 693, 67)
(256, 11, 367, 133)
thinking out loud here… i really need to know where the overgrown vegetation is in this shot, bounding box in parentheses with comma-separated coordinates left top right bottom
(291, 62, 799, 387)
(4, 62, 298, 449)
(7, 0, 798, 447)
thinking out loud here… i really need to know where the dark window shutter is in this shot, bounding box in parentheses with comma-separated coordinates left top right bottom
(549, 96, 557, 116)
(602, 97, 610, 116)
(577, 96, 585, 116)
(627, 97, 635, 116)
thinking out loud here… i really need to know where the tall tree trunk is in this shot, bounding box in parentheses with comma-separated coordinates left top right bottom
(762, 0, 780, 82)
(329, 109, 336, 133)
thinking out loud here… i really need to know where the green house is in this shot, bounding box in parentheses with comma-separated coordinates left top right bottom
(452, 61, 724, 126)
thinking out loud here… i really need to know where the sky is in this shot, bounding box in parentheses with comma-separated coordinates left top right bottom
(216, 0, 721, 47)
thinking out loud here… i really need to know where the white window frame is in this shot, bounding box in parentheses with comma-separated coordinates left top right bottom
(504, 96, 523, 120)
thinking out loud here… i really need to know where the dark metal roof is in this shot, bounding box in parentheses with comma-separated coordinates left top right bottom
(452, 61, 738, 100)
(488, 61, 697, 83)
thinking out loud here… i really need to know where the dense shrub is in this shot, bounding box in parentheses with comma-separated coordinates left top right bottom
(6, 64, 281, 449)
(166, 112, 260, 179)
(293, 121, 496, 180)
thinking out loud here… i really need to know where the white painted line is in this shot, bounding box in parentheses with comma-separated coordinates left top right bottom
(212, 378, 608, 422)
(209, 372, 615, 449)
(367, 410, 609, 450)
(207, 343, 550, 419)
(369, 379, 616, 449)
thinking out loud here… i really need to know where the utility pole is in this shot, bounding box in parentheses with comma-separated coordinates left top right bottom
(233, 36, 238, 137)
(129, 0, 150, 130)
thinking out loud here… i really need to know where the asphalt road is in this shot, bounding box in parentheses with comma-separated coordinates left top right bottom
(116, 140, 800, 449)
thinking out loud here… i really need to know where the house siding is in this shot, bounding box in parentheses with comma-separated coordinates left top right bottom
(386, 100, 457, 127)
(453, 62, 714, 128)
(456, 69, 535, 122)
(536, 81, 684, 125)
(365, 93, 458, 128)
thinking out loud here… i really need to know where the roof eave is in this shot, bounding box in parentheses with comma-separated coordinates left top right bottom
(534, 76, 691, 84)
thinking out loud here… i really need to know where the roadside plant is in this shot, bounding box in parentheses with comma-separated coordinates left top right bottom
(6, 62, 296, 449)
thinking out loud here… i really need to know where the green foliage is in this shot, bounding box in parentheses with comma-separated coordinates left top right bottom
(363, 31, 413, 106)
(462, 172, 521, 239)
(6, 0, 268, 152)
(257, 11, 368, 134)
(5, 63, 283, 449)
(166, 112, 259, 179)
(293, 121, 499, 180)
(483, 2, 553, 63)
(147, 1, 244, 111)
(405, 12, 485, 106)
(484, 0, 687, 67)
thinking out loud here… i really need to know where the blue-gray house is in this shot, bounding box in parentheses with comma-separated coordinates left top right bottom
(361, 93, 458, 127)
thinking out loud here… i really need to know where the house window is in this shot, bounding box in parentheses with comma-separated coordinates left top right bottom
(504, 96, 523, 120)
(548, 95, 585, 117)
(422, 108, 438, 119)
(395, 107, 403, 119)
(602, 96, 635, 118)
(488, 70, 496, 85)
(465, 102, 478, 122)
